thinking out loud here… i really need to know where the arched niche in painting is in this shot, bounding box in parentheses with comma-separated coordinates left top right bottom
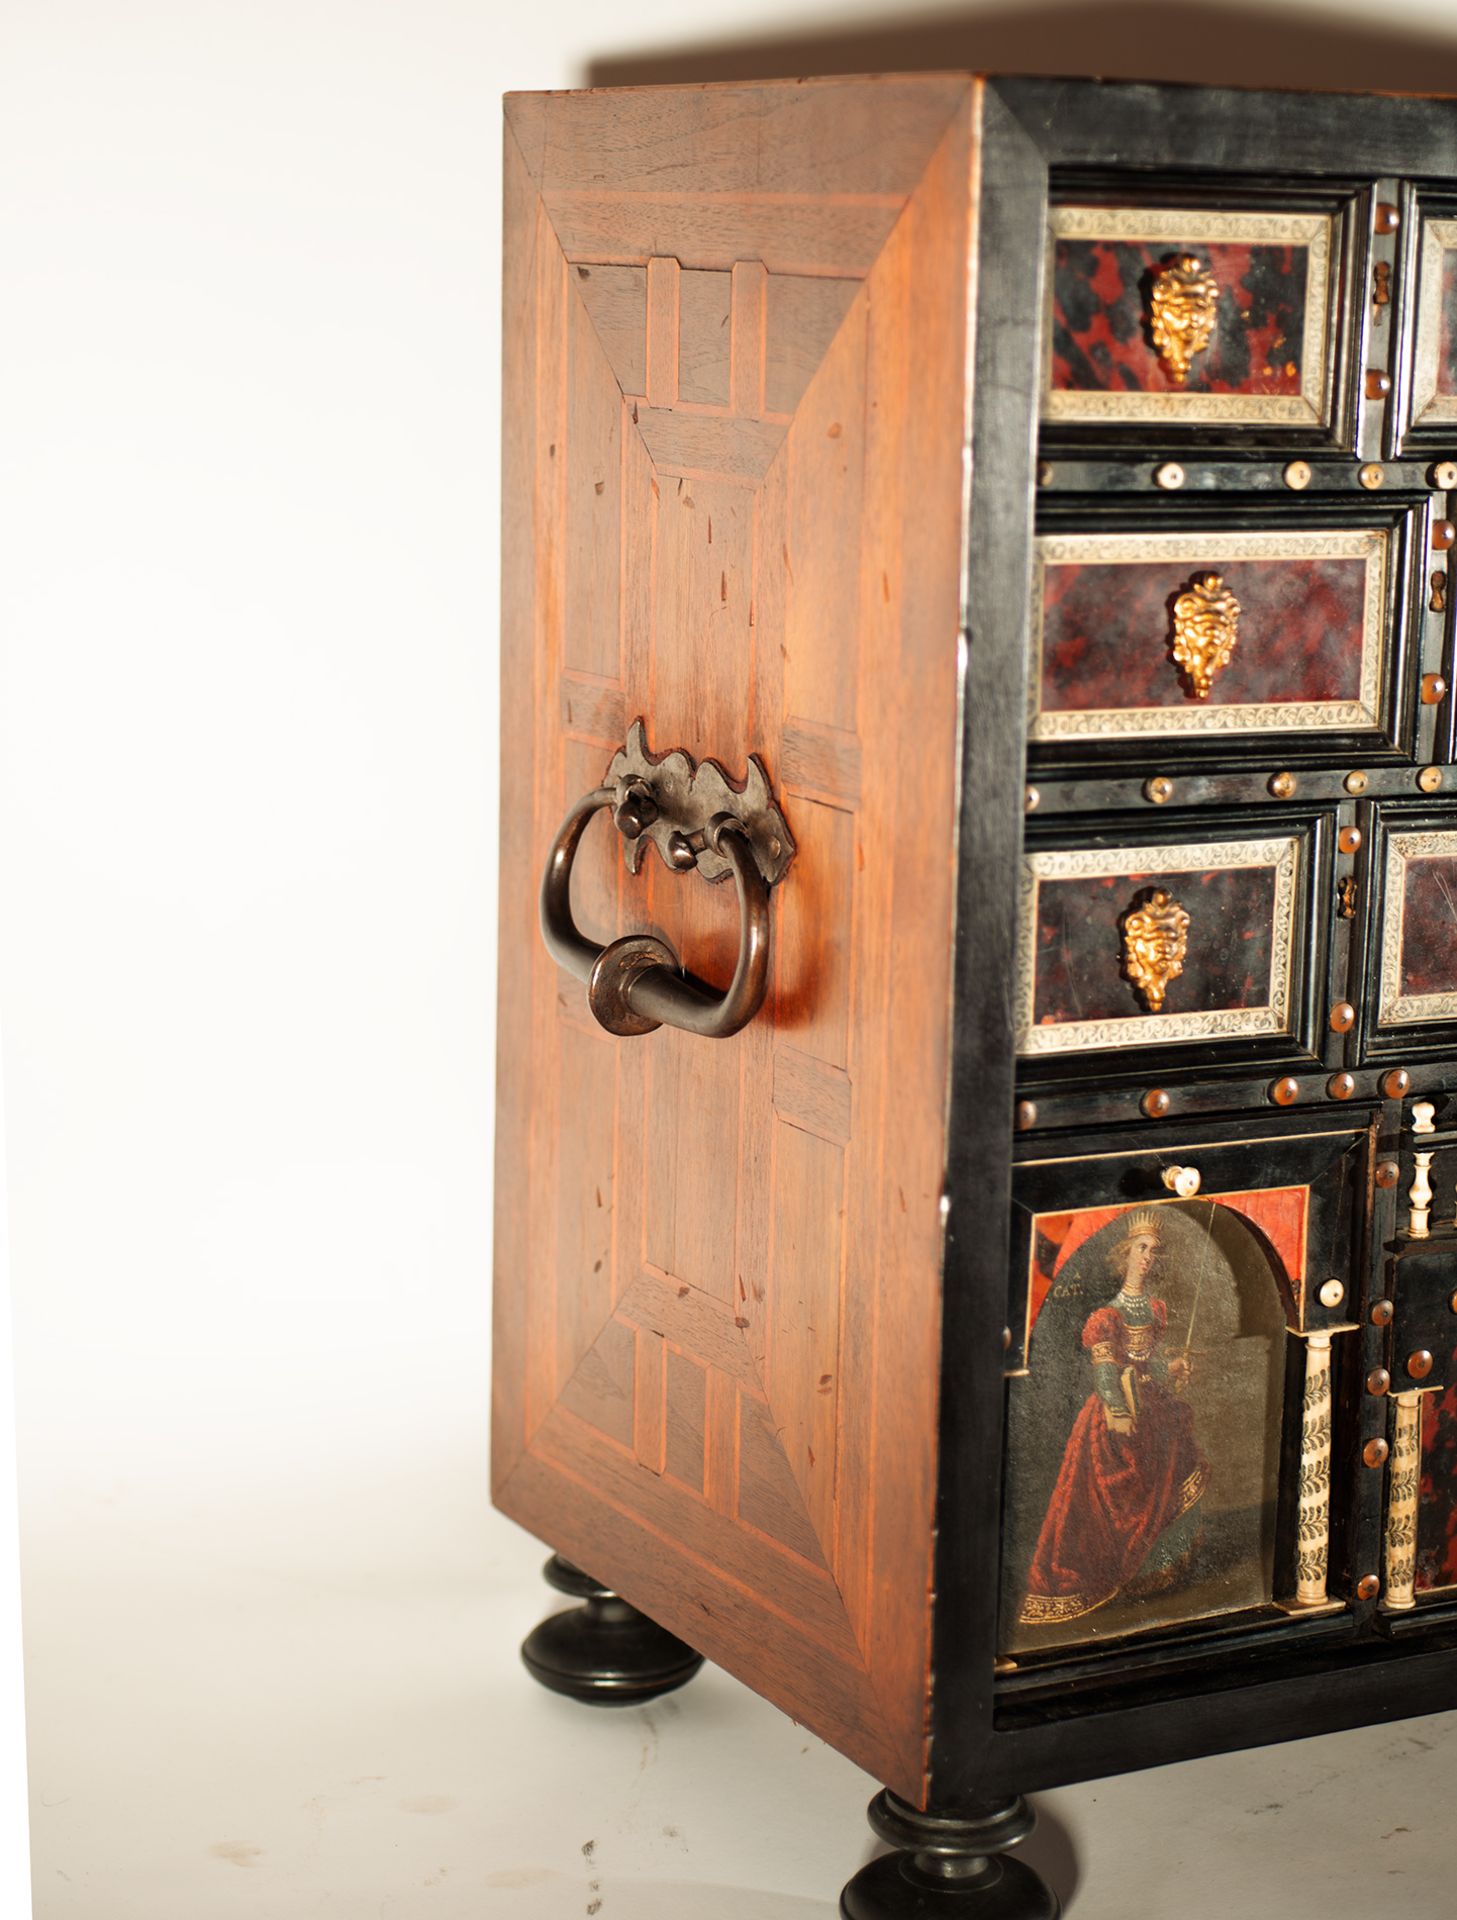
(1000, 1193, 1297, 1656)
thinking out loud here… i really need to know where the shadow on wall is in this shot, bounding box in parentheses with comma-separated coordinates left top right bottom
(585, 0, 1457, 91)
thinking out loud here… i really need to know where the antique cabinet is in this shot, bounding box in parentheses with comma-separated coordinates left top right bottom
(494, 73, 1457, 1916)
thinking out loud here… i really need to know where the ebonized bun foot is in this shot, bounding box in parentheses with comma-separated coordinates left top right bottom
(520, 1554, 705, 1706)
(841, 1793, 1059, 1919)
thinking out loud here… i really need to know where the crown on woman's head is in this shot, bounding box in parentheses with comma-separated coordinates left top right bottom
(1116, 1208, 1162, 1240)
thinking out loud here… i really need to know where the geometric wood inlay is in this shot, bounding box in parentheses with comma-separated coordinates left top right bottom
(495, 73, 979, 1804)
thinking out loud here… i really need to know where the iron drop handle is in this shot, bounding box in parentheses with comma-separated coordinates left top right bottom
(540, 783, 774, 1041)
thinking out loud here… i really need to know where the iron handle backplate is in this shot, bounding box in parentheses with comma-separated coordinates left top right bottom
(539, 722, 795, 1041)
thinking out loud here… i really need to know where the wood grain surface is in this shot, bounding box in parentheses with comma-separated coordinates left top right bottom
(494, 75, 979, 1803)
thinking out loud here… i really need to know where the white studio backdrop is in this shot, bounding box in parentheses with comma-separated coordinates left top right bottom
(6, 1, 1457, 1914)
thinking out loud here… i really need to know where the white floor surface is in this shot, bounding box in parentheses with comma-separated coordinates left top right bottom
(19, 1473, 1457, 1919)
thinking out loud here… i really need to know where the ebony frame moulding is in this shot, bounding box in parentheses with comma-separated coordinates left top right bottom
(1028, 490, 1427, 772)
(1040, 170, 1368, 452)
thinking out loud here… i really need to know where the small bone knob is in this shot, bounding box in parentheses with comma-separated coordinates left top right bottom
(1413, 1101, 1437, 1135)
(1162, 1165, 1202, 1198)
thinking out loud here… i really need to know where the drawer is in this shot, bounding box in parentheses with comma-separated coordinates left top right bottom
(1404, 194, 1457, 442)
(1016, 815, 1329, 1065)
(1367, 808, 1457, 1051)
(1029, 503, 1420, 758)
(1000, 1118, 1369, 1658)
(1043, 199, 1349, 435)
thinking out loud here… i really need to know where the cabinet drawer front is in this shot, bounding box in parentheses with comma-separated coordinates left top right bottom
(1044, 205, 1339, 430)
(1017, 833, 1306, 1058)
(1032, 527, 1394, 746)
(1377, 824, 1457, 1029)
(1409, 207, 1457, 436)
(1001, 1122, 1367, 1658)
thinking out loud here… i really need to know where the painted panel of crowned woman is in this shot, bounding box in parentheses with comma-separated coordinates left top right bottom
(1000, 1193, 1302, 1655)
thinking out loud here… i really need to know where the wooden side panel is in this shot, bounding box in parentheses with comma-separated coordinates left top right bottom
(664, 1348, 707, 1493)
(495, 76, 977, 1802)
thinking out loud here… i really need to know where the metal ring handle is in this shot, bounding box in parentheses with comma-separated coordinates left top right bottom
(540, 786, 771, 1040)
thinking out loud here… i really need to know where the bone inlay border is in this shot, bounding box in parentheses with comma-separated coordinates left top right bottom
(1030, 528, 1389, 742)
(1016, 835, 1301, 1057)
(1411, 217, 1457, 426)
(1379, 830, 1457, 1026)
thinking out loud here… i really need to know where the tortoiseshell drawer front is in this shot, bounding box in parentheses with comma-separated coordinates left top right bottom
(1030, 501, 1422, 760)
(1403, 193, 1457, 445)
(1017, 814, 1331, 1066)
(1043, 197, 1354, 439)
(1365, 808, 1457, 1055)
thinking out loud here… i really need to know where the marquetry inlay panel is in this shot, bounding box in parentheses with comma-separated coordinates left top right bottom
(495, 75, 976, 1802)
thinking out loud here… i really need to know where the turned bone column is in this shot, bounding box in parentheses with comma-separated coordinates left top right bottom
(1295, 1329, 1335, 1608)
(1384, 1393, 1423, 1612)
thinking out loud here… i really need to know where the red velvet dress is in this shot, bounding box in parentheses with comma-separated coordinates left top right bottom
(1020, 1295, 1210, 1627)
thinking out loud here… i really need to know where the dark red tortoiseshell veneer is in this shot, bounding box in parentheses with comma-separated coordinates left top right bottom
(1050, 240, 1310, 397)
(1032, 864, 1280, 1030)
(1039, 554, 1371, 718)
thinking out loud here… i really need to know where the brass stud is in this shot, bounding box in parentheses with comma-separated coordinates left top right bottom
(1435, 520, 1457, 552)
(1025, 785, 1040, 812)
(1003, 1325, 1013, 1350)
(1357, 1574, 1382, 1602)
(1144, 775, 1175, 806)
(1374, 203, 1401, 236)
(1328, 1072, 1356, 1100)
(1365, 1438, 1391, 1468)
(1366, 369, 1394, 402)
(1376, 1159, 1401, 1188)
(1367, 1367, 1392, 1396)
(1450, 1289, 1457, 1314)
(1037, 462, 1054, 487)
(1271, 1076, 1300, 1107)
(1408, 1349, 1435, 1380)
(1284, 459, 1312, 491)
(1319, 1277, 1346, 1308)
(1422, 674, 1449, 706)
(1418, 765, 1444, 793)
(1338, 825, 1363, 854)
(1268, 770, 1297, 799)
(1431, 461, 1457, 491)
(1382, 1070, 1411, 1099)
(1155, 461, 1186, 491)
(1016, 1099, 1038, 1132)
(1360, 463, 1385, 491)
(1142, 1088, 1172, 1119)
(1372, 1299, 1395, 1327)
(1329, 1002, 1356, 1034)
(1345, 770, 1369, 795)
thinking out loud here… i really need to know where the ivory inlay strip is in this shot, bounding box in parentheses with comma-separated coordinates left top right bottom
(1295, 1330, 1334, 1608)
(1385, 1391, 1422, 1612)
